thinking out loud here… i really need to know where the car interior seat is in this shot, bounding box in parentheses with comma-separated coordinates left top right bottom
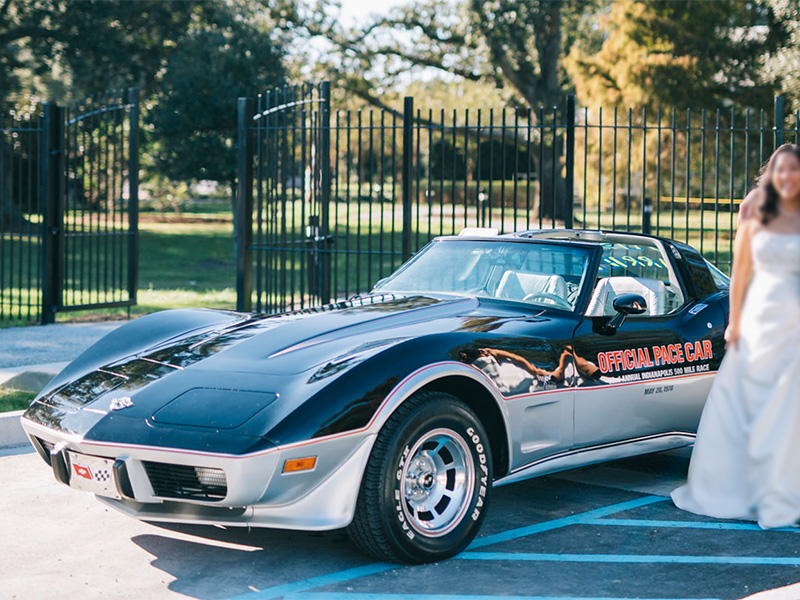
(496, 271, 569, 303)
(585, 276, 668, 316)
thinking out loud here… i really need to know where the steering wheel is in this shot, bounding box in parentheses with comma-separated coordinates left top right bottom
(522, 292, 572, 310)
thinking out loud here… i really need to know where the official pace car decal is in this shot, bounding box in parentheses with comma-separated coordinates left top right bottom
(596, 340, 714, 383)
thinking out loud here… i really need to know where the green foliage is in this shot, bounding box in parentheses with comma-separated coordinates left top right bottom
(147, 1, 286, 187)
(760, 0, 800, 107)
(274, 0, 597, 112)
(565, 0, 783, 110)
(0, 0, 206, 107)
(0, 0, 286, 191)
(0, 389, 34, 413)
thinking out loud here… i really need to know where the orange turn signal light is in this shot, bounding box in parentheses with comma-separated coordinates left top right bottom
(282, 456, 317, 473)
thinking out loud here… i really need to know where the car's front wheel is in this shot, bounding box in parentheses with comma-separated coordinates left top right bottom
(348, 391, 492, 564)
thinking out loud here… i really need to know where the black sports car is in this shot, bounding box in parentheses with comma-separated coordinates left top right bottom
(22, 229, 730, 563)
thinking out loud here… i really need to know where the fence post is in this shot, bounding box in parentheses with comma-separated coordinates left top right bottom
(319, 82, 332, 304)
(642, 196, 653, 235)
(127, 88, 140, 306)
(775, 95, 785, 149)
(401, 96, 414, 261)
(236, 97, 255, 312)
(564, 94, 575, 230)
(40, 103, 64, 324)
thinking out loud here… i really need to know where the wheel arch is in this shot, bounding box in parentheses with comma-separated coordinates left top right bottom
(421, 375, 510, 479)
(371, 362, 511, 480)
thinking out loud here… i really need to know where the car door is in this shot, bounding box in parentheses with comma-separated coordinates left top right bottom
(463, 240, 602, 470)
(479, 317, 578, 465)
(570, 239, 726, 448)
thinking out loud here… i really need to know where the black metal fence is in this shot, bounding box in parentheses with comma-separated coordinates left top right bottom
(0, 89, 138, 323)
(236, 82, 795, 314)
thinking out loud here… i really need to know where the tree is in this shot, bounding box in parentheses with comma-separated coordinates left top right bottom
(274, 0, 598, 110)
(146, 0, 286, 197)
(565, 0, 783, 110)
(761, 0, 800, 106)
(0, 0, 206, 107)
(271, 0, 599, 220)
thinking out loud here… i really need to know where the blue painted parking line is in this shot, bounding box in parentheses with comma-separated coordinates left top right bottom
(223, 563, 397, 600)
(223, 493, 800, 600)
(593, 518, 800, 532)
(467, 496, 667, 549)
(281, 594, 722, 600)
(223, 497, 668, 600)
(459, 552, 800, 565)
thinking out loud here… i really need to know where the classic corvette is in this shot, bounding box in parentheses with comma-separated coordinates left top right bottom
(22, 229, 730, 563)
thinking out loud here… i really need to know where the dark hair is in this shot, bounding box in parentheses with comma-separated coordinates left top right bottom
(756, 143, 800, 224)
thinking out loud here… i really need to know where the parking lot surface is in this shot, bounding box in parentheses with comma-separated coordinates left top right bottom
(3, 446, 799, 600)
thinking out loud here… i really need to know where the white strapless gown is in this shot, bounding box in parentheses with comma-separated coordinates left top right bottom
(672, 230, 800, 528)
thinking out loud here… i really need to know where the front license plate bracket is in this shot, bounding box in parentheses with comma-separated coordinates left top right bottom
(65, 451, 122, 500)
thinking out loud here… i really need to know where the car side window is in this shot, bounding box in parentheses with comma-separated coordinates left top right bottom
(585, 241, 685, 317)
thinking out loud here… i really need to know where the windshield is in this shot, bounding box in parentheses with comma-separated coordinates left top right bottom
(374, 239, 594, 311)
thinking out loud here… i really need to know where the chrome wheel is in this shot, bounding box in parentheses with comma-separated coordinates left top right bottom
(400, 427, 475, 537)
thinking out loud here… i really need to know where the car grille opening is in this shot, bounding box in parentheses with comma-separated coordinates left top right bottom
(33, 437, 55, 465)
(36, 437, 54, 453)
(143, 461, 227, 501)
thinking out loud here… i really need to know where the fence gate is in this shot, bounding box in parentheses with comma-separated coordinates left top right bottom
(238, 82, 796, 314)
(0, 89, 138, 324)
(236, 82, 570, 313)
(237, 83, 332, 313)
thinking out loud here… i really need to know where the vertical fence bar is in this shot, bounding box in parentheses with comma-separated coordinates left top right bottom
(641, 106, 647, 233)
(699, 108, 706, 256)
(319, 81, 332, 304)
(127, 88, 139, 306)
(775, 95, 785, 149)
(41, 103, 65, 324)
(236, 97, 255, 312)
(401, 96, 413, 260)
(564, 94, 575, 229)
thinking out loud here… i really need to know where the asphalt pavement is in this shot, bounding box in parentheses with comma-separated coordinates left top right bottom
(0, 321, 125, 369)
(4, 445, 800, 600)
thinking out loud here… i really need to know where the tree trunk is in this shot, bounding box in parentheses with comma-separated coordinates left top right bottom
(536, 145, 569, 222)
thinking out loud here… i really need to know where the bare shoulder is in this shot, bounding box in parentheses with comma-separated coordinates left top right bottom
(738, 188, 765, 224)
(736, 215, 760, 241)
(743, 187, 765, 204)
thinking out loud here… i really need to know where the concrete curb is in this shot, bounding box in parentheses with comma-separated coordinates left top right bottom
(0, 362, 65, 449)
(0, 410, 28, 449)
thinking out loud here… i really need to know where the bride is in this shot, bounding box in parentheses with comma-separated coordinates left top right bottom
(672, 143, 800, 528)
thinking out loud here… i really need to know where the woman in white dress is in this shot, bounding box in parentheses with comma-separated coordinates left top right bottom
(672, 143, 800, 528)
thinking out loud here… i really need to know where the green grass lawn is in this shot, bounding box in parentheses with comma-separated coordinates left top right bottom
(1, 193, 736, 325)
(55, 213, 239, 323)
(0, 389, 35, 412)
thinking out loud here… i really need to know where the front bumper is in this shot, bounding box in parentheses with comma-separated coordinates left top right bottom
(22, 417, 375, 531)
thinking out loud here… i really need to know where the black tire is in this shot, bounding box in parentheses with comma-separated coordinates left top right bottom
(348, 391, 492, 564)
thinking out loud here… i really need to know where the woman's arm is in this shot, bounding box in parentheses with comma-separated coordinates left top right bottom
(737, 188, 764, 224)
(725, 219, 756, 348)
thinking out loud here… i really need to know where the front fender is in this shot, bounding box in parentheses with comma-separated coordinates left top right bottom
(264, 339, 512, 470)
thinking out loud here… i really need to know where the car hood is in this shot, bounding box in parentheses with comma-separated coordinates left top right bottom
(146, 294, 479, 374)
(31, 295, 475, 412)
(24, 294, 574, 450)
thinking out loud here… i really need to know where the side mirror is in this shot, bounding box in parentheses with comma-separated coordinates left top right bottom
(613, 293, 648, 315)
(607, 293, 647, 329)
